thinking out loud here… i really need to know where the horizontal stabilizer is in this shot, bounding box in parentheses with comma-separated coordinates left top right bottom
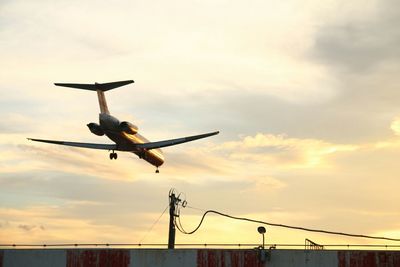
(54, 80, 134, 91)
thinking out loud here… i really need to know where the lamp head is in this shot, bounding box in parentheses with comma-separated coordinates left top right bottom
(257, 226, 266, 234)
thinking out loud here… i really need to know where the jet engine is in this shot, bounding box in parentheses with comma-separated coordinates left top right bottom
(120, 121, 138, 134)
(87, 123, 105, 136)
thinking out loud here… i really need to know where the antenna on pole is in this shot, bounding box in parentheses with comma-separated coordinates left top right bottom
(168, 189, 181, 249)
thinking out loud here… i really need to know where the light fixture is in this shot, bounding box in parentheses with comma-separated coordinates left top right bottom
(257, 226, 266, 234)
(257, 226, 266, 249)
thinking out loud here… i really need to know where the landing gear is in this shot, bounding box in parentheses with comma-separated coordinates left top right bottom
(109, 152, 118, 160)
(155, 167, 160, 173)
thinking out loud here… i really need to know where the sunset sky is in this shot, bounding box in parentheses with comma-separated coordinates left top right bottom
(1, 0, 400, 247)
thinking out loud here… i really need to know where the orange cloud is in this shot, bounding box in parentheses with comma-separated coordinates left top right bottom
(214, 133, 358, 169)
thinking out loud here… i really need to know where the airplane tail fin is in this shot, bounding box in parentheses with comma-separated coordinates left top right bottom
(54, 80, 134, 114)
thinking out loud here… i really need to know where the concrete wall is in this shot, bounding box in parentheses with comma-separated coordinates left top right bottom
(1, 249, 400, 267)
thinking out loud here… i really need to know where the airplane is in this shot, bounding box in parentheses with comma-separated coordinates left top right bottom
(28, 80, 219, 173)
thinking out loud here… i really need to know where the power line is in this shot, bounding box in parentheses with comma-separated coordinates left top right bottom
(138, 205, 169, 244)
(186, 205, 206, 212)
(176, 209, 400, 242)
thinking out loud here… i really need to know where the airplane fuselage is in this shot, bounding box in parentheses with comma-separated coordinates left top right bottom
(99, 113, 164, 167)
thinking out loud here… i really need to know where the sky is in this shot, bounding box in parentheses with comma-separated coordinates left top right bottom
(1, 0, 400, 248)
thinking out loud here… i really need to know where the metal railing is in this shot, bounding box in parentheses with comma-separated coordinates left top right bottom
(305, 239, 324, 250)
(1, 243, 400, 250)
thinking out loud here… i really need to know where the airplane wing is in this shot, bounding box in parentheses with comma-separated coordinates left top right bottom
(27, 138, 117, 150)
(28, 131, 219, 152)
(134, 131, 219, 150)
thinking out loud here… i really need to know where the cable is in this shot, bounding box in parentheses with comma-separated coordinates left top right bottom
(174, 203, 187, 234)
(177, 209, 400, 242)
(138, 205, 169, 244)
(176, 209, 189, 234)
(186, 205, 206, 212)
(176, 204, 206, 234)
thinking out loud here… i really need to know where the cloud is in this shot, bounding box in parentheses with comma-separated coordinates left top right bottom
(3, 116, 400, 228)
(311, 0, 400, 74)
(18, 224, 45, 232)
(2, 0, 400, 247)
(214, 133, 358, 169)
(0, 114, 37, 134)
(284, 0, 400, 146)
(0, 206, 125, 243)
(2, 126, 400, 245)
(0, 0, 337, 106)
(15, 143, 147, 181)
(390, 117, 400, 136)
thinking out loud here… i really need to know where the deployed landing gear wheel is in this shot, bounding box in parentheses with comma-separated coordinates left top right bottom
(155, 167, 160, 173)
(109, 152, 118, 160)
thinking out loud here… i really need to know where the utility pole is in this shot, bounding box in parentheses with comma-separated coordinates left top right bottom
(168, 191, 181, 249)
